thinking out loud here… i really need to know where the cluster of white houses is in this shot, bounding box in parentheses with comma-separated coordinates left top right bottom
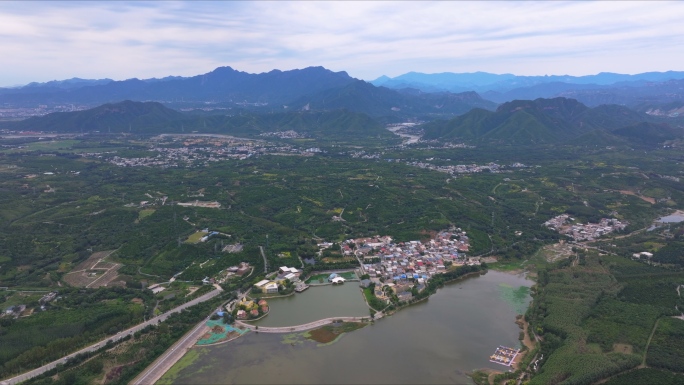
(249, 230, 476, 301)
(316, 230, 476, 303)
(253, 266, 301, 294)
(544, 214, 629, 241)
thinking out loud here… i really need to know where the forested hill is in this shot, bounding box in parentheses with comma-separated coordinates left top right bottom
(0, 100, 396, 141)
(421, 97, 684, 145)
(1, 101, 185, 133)
(288, 80, 497, 119)
(194, 109, 396, 140)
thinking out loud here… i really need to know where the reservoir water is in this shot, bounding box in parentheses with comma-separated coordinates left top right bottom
(253, 283, 370, 327)
(165, 270, 532, 384)
(657, 214, 684, 223)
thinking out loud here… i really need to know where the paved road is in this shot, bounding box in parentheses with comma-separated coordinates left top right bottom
(235, 315, 378, 333)
(0, 288, 223, 385)
(353, 251, 366, 275)
(130, 316, 211, 385)
(131, 289, 239, 385)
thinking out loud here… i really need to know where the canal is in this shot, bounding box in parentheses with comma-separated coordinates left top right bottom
(163, 270, 532, 384)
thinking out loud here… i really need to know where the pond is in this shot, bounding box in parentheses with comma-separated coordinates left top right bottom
(252, 283, 370, 327)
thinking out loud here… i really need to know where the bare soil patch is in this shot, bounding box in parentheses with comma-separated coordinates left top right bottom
(419, 229, 438, 242)
(63, 250, 121, 288)
(540, 242, 575, 263)
(618, 190, 655, 204)
(185, 286, 200, 297)
(613, 343, 633, 355)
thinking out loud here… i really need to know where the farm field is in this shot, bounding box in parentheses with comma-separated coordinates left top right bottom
(0, 140, 82, 153)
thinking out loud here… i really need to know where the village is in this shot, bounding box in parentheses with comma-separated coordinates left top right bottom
(406, 160, 533, 175)
(342, 229, 477, 303)
(81, 135, 319, 168)
(543, 214, 629, 241)
(209, 228, 481, 320)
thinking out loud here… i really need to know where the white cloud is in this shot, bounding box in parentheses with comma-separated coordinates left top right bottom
(0, 0, 683, 86)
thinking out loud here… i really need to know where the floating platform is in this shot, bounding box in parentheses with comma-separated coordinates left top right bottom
(489, 345, 520, 367)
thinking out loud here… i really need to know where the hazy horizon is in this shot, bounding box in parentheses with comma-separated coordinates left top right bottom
(2, 1, 683, 87)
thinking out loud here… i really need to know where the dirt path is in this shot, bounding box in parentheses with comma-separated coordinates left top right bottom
(597, 322, 660, 385)
(521, 319, 535, 351)
(640, 318, 661, 368)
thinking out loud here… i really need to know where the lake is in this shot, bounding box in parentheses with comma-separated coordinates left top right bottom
(163, 270, 532, 385)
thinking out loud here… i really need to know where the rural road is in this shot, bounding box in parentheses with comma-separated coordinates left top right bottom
(259, 246, 269, 273)
(0, 288, 223, 385)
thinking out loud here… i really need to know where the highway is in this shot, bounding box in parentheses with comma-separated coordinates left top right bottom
(130, 315, 211, 385)
(131, 290, 241, 385)
(0, 287, 223, 385)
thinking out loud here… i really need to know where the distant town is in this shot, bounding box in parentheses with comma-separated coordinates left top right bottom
(544, 214, 629, 241)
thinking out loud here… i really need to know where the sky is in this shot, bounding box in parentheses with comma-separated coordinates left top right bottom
(1, 1, 683, 86)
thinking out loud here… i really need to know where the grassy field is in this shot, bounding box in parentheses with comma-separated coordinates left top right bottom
(305, 322, 366, 344)
(138, 209, 156, 221)
(184, 231, 206, 244)
(489, 243, 561, 273)
(1, 140, 82, 153)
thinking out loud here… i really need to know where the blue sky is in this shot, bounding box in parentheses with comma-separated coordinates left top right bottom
(1, 1, 683, 86)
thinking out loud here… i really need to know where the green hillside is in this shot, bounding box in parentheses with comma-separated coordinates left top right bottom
(290, 80, 496, 119)
(422, 97, 682, 145)
(0, 101, 396, 143)
(3, 100, 184, 133)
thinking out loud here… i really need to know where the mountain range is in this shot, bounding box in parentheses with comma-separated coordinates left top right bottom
(421, 97, 683, 145)
(0, 66, 498, 120)
(0, 66, 355, 107)
(373, 71, 684, 107)
(2, 66, 684, 146)
(4, 66, 684, 120)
